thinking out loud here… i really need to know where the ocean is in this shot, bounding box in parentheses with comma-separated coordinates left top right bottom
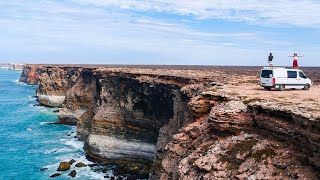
(0, 70, 107, 179)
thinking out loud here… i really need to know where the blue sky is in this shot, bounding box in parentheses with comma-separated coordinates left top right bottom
(0, 0, 320, 66)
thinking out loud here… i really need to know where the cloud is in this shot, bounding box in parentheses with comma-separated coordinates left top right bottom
(74, 0, 320, 27)
(0, 1, 265, 49)
(0, 0, 318, 66)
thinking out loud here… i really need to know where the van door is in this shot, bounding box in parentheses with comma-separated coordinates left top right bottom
(260, 70, 273, 87)
(299, 71, 307, 86)
(287, 70, 298, 88)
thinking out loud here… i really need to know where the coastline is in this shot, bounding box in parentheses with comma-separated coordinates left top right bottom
(17, 64, 320, 179)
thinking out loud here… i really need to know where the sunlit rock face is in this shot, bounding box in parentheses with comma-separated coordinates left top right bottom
(19, 64, 43, 85)
(36, 66, 83, 107)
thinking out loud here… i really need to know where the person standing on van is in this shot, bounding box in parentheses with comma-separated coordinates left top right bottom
(289, 53, 303, 69)
(268, 53, 274, 68)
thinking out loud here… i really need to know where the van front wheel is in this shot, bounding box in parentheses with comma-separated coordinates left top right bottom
(303, 84, 310, 90)
(278, 85, 285, 91)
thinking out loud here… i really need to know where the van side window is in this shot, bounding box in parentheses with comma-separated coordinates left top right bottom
(299, 72, 307, 78)
(287, 71, 297, 78)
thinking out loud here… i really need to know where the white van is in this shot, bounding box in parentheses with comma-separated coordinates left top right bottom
(260, 67, 312, 91)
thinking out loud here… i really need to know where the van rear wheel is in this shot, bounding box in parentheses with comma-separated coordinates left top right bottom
(278, 84, 285, 91)
(303, 84, 310, 90)
(264, 87, 272, 91)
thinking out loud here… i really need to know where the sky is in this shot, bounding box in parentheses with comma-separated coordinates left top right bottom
(0, 0, 320, 66)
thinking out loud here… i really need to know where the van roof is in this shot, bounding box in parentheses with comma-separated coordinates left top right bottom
(262, 67, 285, 69)
(262, 67, 302, 71)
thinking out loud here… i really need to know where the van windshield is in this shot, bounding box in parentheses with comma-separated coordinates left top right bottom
(261, 70, 273, 78)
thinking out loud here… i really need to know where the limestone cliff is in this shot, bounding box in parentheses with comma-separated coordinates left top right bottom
(56, 68, 192, 176)
(19, 64, 43, 85)
(21, 65, 320, 179)
(20, 65, 91, 107)
(153, 92, 320, 179)
(58, 69, 97, 126)
(36, 66, 83, 107)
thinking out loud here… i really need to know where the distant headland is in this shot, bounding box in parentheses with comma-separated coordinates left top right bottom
(0, 63, 24, 71)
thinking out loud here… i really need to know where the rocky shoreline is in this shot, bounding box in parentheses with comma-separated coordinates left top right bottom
(20, 64, 320, 179)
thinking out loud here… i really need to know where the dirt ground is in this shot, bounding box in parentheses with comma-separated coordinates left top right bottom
(223, 83, 320, 118)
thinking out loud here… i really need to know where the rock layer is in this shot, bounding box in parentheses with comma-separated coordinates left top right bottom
(85, 135, 156, 161)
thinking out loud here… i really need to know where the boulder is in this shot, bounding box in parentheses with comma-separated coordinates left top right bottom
(88, 163, 98, 167)
(57, 162, 70, 171)
(75, 162, 87, 167)
(68, 170, 77, 178)
(50, 173, 61, 178)
(69, 159, 76, 165)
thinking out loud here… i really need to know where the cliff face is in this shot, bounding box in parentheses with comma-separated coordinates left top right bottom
(20, 65, 85, 107)
(36, 66, 83, 107)
(57, 68, 192, 176)
(21, 65, 320, 179)
(19, 64, 43, 85)
(153, 93, 320, 179)
(58, 69, 97, 126)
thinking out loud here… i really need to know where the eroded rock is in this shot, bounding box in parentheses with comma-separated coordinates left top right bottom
(57, 162, 70, 171)
(75, 162, 87, 167)
(68, 170, 76, 178)
(69, 159, 76, 165)
(50, 173, 61, 178)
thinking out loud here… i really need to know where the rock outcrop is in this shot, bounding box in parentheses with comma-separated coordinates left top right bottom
(64, 68, 192, 176)
(153, 93, 320, 179)
(68, 170, 76, 178)
(57, 162, 71, 171)
(20, 65, 87, 107)
(19, 64, 43, 85)
(20, 65, 320, 179)
(58, 69, 97, 127)
(36, 66, 83, 107)
(49, 173, 61, 178)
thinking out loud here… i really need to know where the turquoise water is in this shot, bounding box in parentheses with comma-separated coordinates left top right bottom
(0, 70, 106, 180)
